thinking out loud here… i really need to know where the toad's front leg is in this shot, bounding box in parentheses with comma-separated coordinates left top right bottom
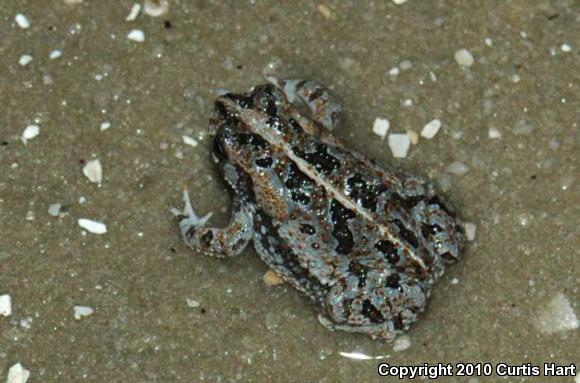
(172, 190, 254, 258)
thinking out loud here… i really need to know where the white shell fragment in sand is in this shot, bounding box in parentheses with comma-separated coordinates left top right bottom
(182, 135, 198, 147)
(372, 118, 390, 138)
(0, 294, 12, 316)
(464, 222, 476, 241)
(21, 124, 40, 145)
(126, 3, 141, 21)
(263, 270, 284, 286)
(6, 363, 30, 383)
(488, 127, 501, 139)
(186, 298, 201, 308)
(15, 14, 31, 29)
(48, 203, 62, 217)
(49, 49, 62, 60)
(393, 335, 411, 351)
(454, 49, 474, 67)
(100, 121, 111, 131)
(144, 0, 170, 17)
(78, 219, 107, 234)
(82, 159, 102, 184)
(392, 0, 408, 5)
(19, 54, 33, 66)
(388, 134, 411, 158)
(421, 119, 442, 139)
(535, 293, 579, 334)
(446, 161, 469, 175)
(406, 130, 419, 145)
(127, 29, 145, 42)
(73, 305, 94, 320)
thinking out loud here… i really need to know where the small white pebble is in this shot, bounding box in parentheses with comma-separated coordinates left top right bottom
(100, 121, 111, 131)
(392, 0, 407, 4)
(78, 219, 107, 234)
(451, 278, 459, 285)
(19, 317, 33, 329)
(393, 335, 411, 351)
(49, 49, 62, 60)
(0, 294, 12, 316)
(6, 363, 30, 383)
(78, 196, 87, 205)
(454, 49, 474, 67)
(512, 119, 535, 135)
(388, 67, 400, 76)
(535, 293, 578, 334)
(464, 222, 476, 241)
(18, 54, 33, 66)
(182, 135, 198, 147)
(186, 298, 201, 308)
(560, 43, 571, 52)
(399, 60, 413, 71)
(73, 305, 94, 320)
(484, 37, 493, 47)
(20, 124, 40, 145)
(127, 29, 145, 42)
(126, 3, 142, 21)
(372, 118, 390, 139)
(43, 74, 53, 85)
(82, 159, 102, 184)
(421, 119, 442, 139)
(144, 0, 170, 17)
(388, 134, 411, 158)
(446, 161, 469, 175)
(429, 71, 437, 82)
(48, 203, 62, 217)
(15, 14, 31, 29)
(174, 149, 184, 159)
(406, 130, 418, 145)
(403, 98, 413, 107)
(488, 127, 501, 139)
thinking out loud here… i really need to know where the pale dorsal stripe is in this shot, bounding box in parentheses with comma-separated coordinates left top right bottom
(220, 97, 428, 271)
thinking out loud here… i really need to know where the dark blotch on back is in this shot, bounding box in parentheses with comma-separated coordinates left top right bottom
(255, 157, 273, 168)
(299, 223, 316, 235)
(285, 162, 313, 204)
(361, 299, 385, 324)
(385, 273, 400, 289)
(375, 240, 400, 264)
(392, 219, 419, 248)
(288, 118, 304, 135)
(421, 223, 443, 238)
(348, 261, 368, 288)
(238, 133, 268, 150)
(346, 173, 388, 212)
(330, 199, 356, 254)
(392, 193, 423, 210)
(294, 143, 340, 175)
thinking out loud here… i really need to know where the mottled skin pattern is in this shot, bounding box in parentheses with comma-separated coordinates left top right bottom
(174, 78, 465, 340)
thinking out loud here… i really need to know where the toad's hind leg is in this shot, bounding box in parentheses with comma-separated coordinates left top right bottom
(319, 273, 428, 340)
(172, 190, 254, 258)
(267, 77, 341, 131)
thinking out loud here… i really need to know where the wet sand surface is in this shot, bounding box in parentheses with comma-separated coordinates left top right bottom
(0, 1, 578, 382)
